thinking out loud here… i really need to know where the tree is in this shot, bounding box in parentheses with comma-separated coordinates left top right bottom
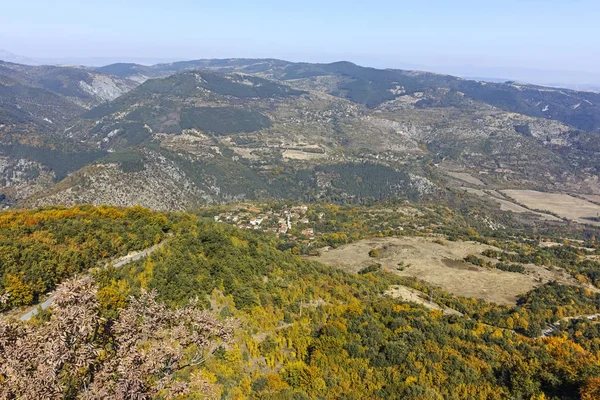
(581, 377, 600, 400)
(369, 248, 380, 258)
(0, 278, 234, 399)
(3, 273, 34, 307)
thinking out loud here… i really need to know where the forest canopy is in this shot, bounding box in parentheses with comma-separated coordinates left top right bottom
(0, 205, 169, 311)
(1, 205, 600, 399)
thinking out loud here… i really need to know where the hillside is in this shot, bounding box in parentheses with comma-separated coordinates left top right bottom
(3, 204, 600, 398)
(24, 70, 431, 209)
(0, 61, 137, 127)
(98, 58, 600, 132)
(0, 58, 599, 211)
(0, 62, 140, 205)
(25, 66, 600, 211)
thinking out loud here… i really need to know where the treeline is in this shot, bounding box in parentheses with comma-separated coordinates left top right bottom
(482, 245, 600, 288)
(464, 254, 525, 273)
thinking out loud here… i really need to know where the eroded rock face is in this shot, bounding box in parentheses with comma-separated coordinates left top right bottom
(26, 150, 207, 211)
(78, 74, 138, 103)
(0, 157, 55, 204)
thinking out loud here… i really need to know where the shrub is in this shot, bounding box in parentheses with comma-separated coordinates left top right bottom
(464, 254, 488, 268)
(359, 264, 381, 275)
(495, 262, 526, 273)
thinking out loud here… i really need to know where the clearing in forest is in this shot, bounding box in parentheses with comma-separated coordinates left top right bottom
(384, 285, 462, 315)
(315, 236, 575, 305)
(282, 149, 328, 160)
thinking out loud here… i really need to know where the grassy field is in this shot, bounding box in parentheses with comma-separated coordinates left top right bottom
(282, 149, 328, 160)
(462, 188, 561, 220)
(314, 236, 576, 305)
(503, 189, 600, 226)
(445, 171, 485, 186)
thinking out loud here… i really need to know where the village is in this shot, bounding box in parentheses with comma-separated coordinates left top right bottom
(212, 204, 323, 243)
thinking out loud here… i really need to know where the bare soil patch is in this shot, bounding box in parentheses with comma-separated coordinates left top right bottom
(282, 149, 328, 160)
(231, 147, 262, 160)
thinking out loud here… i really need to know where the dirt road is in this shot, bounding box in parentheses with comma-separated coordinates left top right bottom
(19, 238, 169, 321)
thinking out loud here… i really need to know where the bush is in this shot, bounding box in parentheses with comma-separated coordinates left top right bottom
(495, 262, 526, 273)
(464, 254, 488, 268)
(482, 249, 501, 258)
(397, 261, 411, 271)
(359, 264, 381, 275)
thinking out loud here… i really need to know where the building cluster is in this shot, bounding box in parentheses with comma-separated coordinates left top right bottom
(213, 204, 321, 242)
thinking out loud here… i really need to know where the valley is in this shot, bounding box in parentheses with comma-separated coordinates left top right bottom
(5, 0, 600, 395)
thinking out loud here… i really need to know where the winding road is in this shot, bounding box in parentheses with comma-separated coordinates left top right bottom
(539, 313, 600, 338)
(16, 238, 600, 336)
(19, 238, 170, 321)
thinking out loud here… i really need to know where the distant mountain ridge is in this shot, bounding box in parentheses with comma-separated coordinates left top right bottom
(0, 61, 138, 128)
(1, 57, 600, 210)
(4, 48, 599, 91)
(0, 49, 38, 65)
(93, 58, 600, 132)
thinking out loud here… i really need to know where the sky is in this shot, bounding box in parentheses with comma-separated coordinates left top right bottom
(1, 0, 599, 83)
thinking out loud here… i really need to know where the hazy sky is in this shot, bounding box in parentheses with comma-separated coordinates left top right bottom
(1, 0, 599, 74)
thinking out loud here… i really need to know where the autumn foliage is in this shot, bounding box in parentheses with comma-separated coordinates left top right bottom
(2, 205, 600, 398)
(0, 278, 233, 399)
(0, 205, 169, 311)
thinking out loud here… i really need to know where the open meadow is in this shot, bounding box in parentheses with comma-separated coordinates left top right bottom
(502, 190, 600, 226)
(314, 236, 576, 305)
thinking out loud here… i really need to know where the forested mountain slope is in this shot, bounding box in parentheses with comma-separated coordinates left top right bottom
(98, 58, 600, 132)
(2, 204, 600, 399)
(2, 58, 600, 210)
(0, 61, 137, 128)
(0, 61, 140, 205)
(23, 70, 430, 209)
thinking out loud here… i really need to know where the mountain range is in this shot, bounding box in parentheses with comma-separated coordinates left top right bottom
(2, 57, 600, 210)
